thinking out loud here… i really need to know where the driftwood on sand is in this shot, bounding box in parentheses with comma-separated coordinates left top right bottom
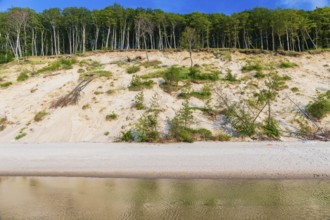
(51, 79, 93, 108)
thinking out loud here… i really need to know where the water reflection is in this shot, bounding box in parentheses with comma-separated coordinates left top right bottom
(0, 177, 330, 219)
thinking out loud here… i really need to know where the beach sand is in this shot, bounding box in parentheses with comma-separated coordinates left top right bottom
(0, 142, 329, 179)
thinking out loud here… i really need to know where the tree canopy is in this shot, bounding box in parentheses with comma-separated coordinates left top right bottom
(0, 5, 329, 60)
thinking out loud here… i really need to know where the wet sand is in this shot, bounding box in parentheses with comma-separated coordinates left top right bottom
(0, 142, 329, 179)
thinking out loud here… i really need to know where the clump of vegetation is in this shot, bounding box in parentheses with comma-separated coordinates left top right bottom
(262, 118, 281, 139)
(160, 66, 219, 93)
(38, 58, 77, 73)
(168, 100, 214, 142)
(254, 71, 266, 78)
(141, 60, 162, 68)
(104, 131, 110, 136)
(128, 75, 153, 91)
(82, 104, 90, 110)
(241, 63, 263, 72)
(121, 113, 160, 142)
(0, 117, 8, 132)
(17, 70, 29, 82)
(15, 132, 27, 140)
(126, 66, 141, 74)
(34, 111, 47, 122)
(0, 82, 12, 88)
(216, 133, 232, 141)
(133, 91, 145, 110)
(306, 91, 330, 120)
(178, 85, 212, 100)
(78, 68, 85, 74)
(224, 69, 238, 82)
(279, 61, 298, 68)
(0, 52, 14, 64)
(291, 87, 299, 92)
(148, 93, 162, 113)
(106, 112, 118, 121)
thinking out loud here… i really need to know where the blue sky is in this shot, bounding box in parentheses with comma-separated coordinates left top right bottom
(0, 0, 329, 14)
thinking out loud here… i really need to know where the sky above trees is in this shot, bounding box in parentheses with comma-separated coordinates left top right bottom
(0, 0, 329, 14)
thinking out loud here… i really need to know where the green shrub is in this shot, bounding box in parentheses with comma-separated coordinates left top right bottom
(224, 105, 257, 137)
(38, 58, 77, 73)
(291, 87, 299, 92)
(279, 61, 297, 68)
(0, 82, 12, 88)
(254, 71, 266, 78)
(306, 91, 330, 120)
(188, 67, 219, 81)
(0, 52, 14, 64)
(216, 133, 231, 141)
(133, 91, 145, 110)
(34, 111, 47, 122)
(126, 66, 140, 74)
(263, 118, 281, 138)
(224, 69, 237, 82)
(134, 113, 160, 142)
(105, 112, 118, 121)
(241, 63, 263, 72)
(17, 71, 29, 82)
(78, 68, 85, 73)
(15, 133, 27, 140)
(104, 131, 110, 136)
(0, 117, 7, 132)
(128, 75, 153, 91)
(121, 130, 135, 142)
(82, 104, 90, 110)
(142, 60, 162, 68)
(121, 113, 160, 142)
(178, 85, 212, 100)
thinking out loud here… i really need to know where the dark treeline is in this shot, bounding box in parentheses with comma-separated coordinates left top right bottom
(0, 4, 330, 60)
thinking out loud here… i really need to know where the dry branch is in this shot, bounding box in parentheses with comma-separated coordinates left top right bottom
(51, 79, 93, 108)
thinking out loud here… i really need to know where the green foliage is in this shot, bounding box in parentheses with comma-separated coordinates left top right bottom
(121, 113, 160, 142)
(34, 111, 47, 122)
(263, 118, 281, 138)
(82, 104, 90, 110)
(129, 75, 153, 91)
(92, 70, 112, 78)
(254, 71, 266, 78)
(0, 52, 14, 64)
(141, 60, 162, 68)
(291, 87, 299, 92)
(105, 112, 118, 121)
(306, 91, 330, 120)
(134, 113, 160, 142)
(126, 66, 141, 74)
(279, 61, 298, 68)
(241, 63, 263, 72)
(0, 82, 12, 88)
(38, 58, 77, 73)
(225, 104, 257, 137)
(224, 69, 237, 82)
(104, 131, 110, 136)
(121, 130, 135, 142)
(216, 133, 232, 141)
(148, 93, 161, 113)
(178, 85, 212, 100)
(133, 91, 145, 110)
(188, 67, 220, 81)
(17, 71, 29, 82)
(15, 133, 27, 140)
(0, 117, 7, 132)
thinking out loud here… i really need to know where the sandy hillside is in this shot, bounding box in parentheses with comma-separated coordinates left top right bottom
(0, 50, 329, 143)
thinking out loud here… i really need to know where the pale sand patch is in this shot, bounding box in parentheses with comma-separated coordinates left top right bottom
(0, 142, 329, 179)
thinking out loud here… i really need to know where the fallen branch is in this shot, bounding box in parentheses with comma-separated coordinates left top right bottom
(51, 79, 93, 108)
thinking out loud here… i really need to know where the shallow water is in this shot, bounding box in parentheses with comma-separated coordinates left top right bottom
(0, 177, 330, 220)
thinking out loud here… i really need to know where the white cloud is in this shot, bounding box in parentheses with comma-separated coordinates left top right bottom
(281, 0, 329, 9)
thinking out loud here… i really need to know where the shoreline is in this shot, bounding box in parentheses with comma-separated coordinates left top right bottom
(0, 142, 329, 179)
